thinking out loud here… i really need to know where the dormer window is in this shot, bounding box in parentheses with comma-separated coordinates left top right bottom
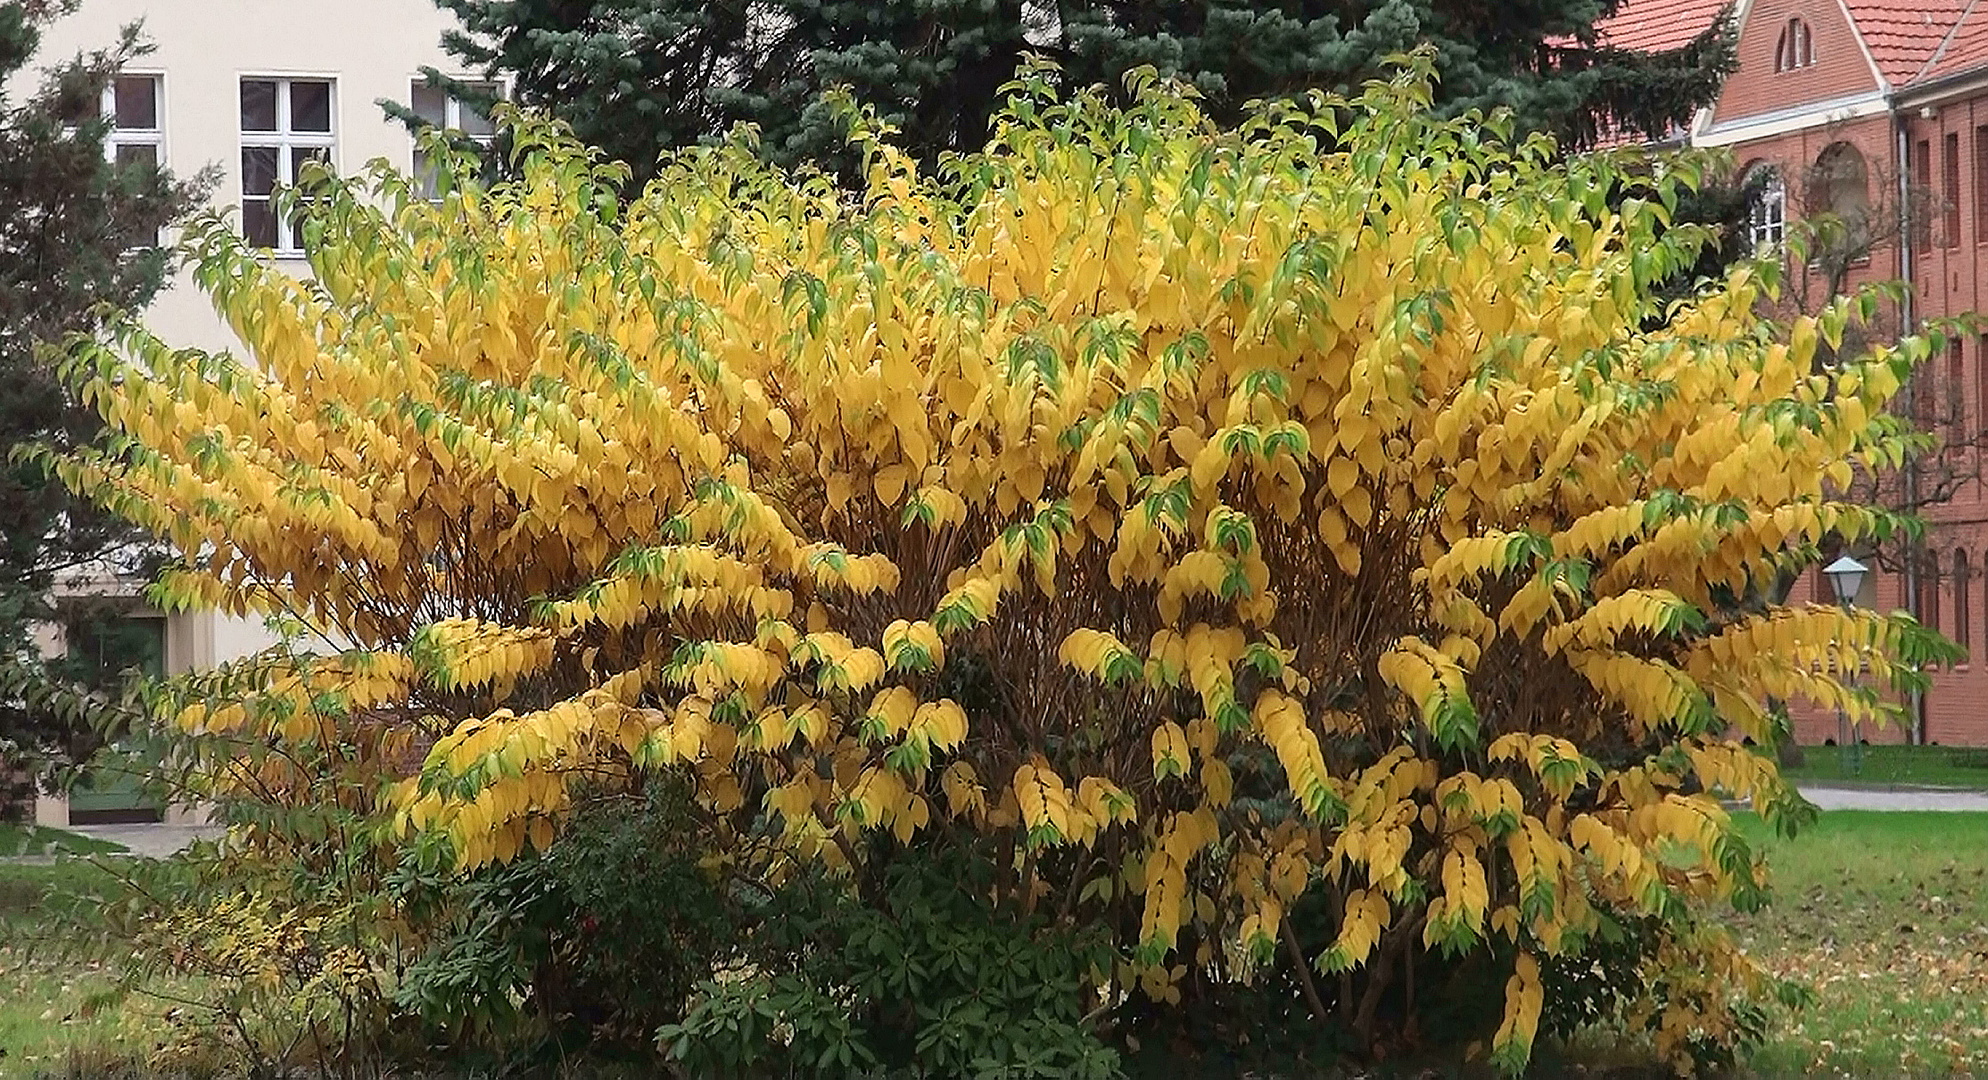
(1776, 17, 1815, 72)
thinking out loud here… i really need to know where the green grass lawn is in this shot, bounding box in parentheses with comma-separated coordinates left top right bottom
(1730, 811, 1988, 1077)
(1775, 743, 1988, 790)
(0, 859, 169, 1079)
(0, 825, 127, 860)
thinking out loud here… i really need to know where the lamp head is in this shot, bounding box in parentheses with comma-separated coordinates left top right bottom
(1822, 555, 1868, 606)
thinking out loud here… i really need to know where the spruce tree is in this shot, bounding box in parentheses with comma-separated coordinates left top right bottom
(425, 0, 1734, 185)
(0, 0, 203, 808)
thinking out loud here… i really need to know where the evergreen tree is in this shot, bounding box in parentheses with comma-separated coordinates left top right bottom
(425, 0, 1734, 185)
(0, 0, 203, 808)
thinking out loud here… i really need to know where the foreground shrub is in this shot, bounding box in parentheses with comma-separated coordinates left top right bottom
(132, 886, 383, 1079)
(662, 846, 1120, 1079)
(92, 679, 732, 1071)
(87, 628, 420, 1078)
(54, 59, 1950, 1072)
(391, 777, 733, 1050)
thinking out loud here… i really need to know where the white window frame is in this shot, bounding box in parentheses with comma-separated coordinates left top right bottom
(409, 76, 504, 199)
(239, 75, 338, 254)
(101, 71, 166, 248)
(1748, 167, 1786, 252)
(102, 71, 165, 166)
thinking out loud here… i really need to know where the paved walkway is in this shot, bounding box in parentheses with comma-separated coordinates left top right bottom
(1796, 785, 1988, 812)
(64, 823, 223, 858)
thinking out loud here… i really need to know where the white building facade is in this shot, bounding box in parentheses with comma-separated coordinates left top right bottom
(27, 0, 476, 824)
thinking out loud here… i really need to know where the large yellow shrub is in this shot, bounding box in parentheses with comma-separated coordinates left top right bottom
(58, 65, 1942, 1070)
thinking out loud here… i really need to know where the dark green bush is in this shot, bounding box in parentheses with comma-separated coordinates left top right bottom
(660, 847, 1121, 1080)
(393, 778, 734, 1052)
(530, 780, 736, 1043)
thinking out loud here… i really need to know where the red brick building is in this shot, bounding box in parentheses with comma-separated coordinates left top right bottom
(1597, 0, 1988, 745)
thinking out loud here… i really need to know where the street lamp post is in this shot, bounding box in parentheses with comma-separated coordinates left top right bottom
(1823, 555, 1869, 777)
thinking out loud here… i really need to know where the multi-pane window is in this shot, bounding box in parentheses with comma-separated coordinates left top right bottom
(409, 80, 499, 198)
(1979, 334, 1988, 430)
(103, 74, 162, 168)
(1911, 364, 1939, 427)
(104, 74, 164, 246)
(1945, 132, 1962, 248)
(240, 77, 335, 252)
(1951, 339, 1966, 430)
(63, 611, 166, 688)
(1747, 166, 1785, 252)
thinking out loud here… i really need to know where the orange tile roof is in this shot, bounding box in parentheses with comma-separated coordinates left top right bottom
(1590, 0, 1731, 53)
(1909, 0, 1988, 86)
(1845, 0, 1973, 86)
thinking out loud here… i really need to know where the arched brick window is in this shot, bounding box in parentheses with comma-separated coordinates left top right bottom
(1776, 17, 1815, 72)
(1811, 142, 1871, 220)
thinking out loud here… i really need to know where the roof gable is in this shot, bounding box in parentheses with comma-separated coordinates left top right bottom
(1595, 0, 1988, 90)
(1593, 0, 1988, 134)
(1710, 0, 1884, 129)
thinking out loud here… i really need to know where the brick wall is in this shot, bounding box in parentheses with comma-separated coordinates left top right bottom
(1909, 103, 1988, 324)
(1903, 109, 1988, 528)
(1785, 535, 1988, 747)
(1901, 104, 1988, 746)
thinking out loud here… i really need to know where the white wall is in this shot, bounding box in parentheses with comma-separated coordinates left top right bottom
(32, 0, 466, 351)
